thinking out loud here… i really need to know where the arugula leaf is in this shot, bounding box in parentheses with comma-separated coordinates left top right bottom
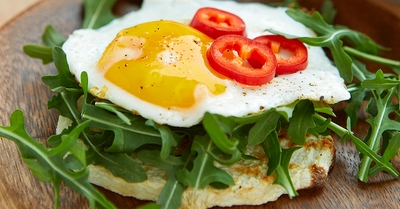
(202, 113, 243, 165)
(358, 87, 400, 182)
(203, 113, 239, 154)
(361, 70, 400, 95)
(137, 150, 187, 209)
(23, 25, 64, 64)
(287, 100, 315, 145)
(95, 102, 133, 125)
(268, 0, 300, 8)
(313, 114, 399, 179)
(45, 58, 148, 183)
(351, 57, 377, 81)
(262, 131, 281, 175)
(23, 45, 54, 64)
(320, 0, 336, 24)
(248, 110, 281, 146)
(381, 130, 398, 157)
(274, 147, 301, 199)
(309, 117, 331, 137)
(47, 120, 75, 147)
(42, 47, 81, 92)
(87, 131, 147, 182)
(176, 135, 235, 189)
(137, 203, 161, 209)
(82, 0, 117, 29)
(344, 46, 400, 68)
(312, 101, 335, 117)
(276, 101, 299, 121)
(145, 120, 179, 160)
(345, 88, 368, 127)
(82, 104, 162, 153)
(369, 132, 400, 176)
(48, 90, 82, 126)
(0, 110, 116, 209)
(79, 72, 162, 153)
(42, 25, 66, 47)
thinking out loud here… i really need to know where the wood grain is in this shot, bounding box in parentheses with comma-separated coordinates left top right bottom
(0, 0, 399, 208)
(0, 0, 42, 28)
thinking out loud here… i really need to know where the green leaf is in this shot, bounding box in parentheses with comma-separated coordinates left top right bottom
(233, 111, 269, 125)
(203, 113, 239, 154)
(42, 47, 81, 92)
(361, 70, 400, 95)
(345, 88, 368, 127)
(369, 133, 400, 176)
(83, 104, 162, 153)
(232, 123, 253, 153)
(137, 150, 187, 209)
(47, 91, 83, 131)
(287, 100, 316, 145)
(64, 154, 84, 170)
(0, 110, 116, 209)
(312, 101, 335, 116)
(79, 72, 162, 153)
(262, 131, 281, 175)
(87, 146, 147, 182)
(23, 44, 53, 64)
(309, 116, 331, 137)
(95, 102, 132, 125)
(313, 114, 399, 179)
(381, 133, 400, 163)
(82, 0, 117, 29)
(276, 101, 299, 121)
(137, 203, 161, 209)
(85, 131, 147, 183)
(351, 58, 375, 81)
(145, 120, 178, 160)
(344, 46, 400, 67)
(48, 68, 148, 183)
(320, 0, 336, 24)
(358, 89, 400, 182)
(23, 25, 65, 64)
(248, 110, 281, 146)
(176, 135, 235, 189)
(274, 147, 301, 199)
(381, 130, 398, 157)
(47, 124, 75, 148)
(42, 25, 65, 47)
(23, 158, 52, 182)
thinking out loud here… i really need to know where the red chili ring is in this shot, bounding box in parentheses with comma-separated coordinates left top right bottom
(254, 35, 308, 75)
(190, 7, 246, 39)
(207, 35, 277, 86)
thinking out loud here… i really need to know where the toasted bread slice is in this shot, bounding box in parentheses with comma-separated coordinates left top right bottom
(57, 116, 335, 208)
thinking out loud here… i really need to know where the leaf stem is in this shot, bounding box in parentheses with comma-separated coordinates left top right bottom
(344, 46, 400, 67)
(275, 166, 297, 198)
(312, 114, 399, 179)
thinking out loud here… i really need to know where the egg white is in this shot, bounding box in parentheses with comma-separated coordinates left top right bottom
(62, 0, 350, 127)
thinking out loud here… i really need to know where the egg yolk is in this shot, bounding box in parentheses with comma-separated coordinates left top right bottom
(97, 20, 226, 109)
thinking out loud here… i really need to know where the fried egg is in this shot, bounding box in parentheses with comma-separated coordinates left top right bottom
(62, 0, 350, 127)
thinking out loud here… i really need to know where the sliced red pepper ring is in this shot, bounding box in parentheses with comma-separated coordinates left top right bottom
(207, 35, 277, 86)
(254, 35, 308, 75)
(190, 7, 246, 39)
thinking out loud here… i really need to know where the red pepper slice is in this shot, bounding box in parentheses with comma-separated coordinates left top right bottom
(207, 35, 277, 86)
(190, 7, 246, 39)
(254, 35, 308, 75)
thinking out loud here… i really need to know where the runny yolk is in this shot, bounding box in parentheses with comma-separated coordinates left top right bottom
(97, 20, 226, 109)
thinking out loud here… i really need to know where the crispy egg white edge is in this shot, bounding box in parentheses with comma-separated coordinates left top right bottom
(62, 0, 350, 127)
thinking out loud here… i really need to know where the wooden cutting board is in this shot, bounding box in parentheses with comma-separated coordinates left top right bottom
(0, 0, 399, 208)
